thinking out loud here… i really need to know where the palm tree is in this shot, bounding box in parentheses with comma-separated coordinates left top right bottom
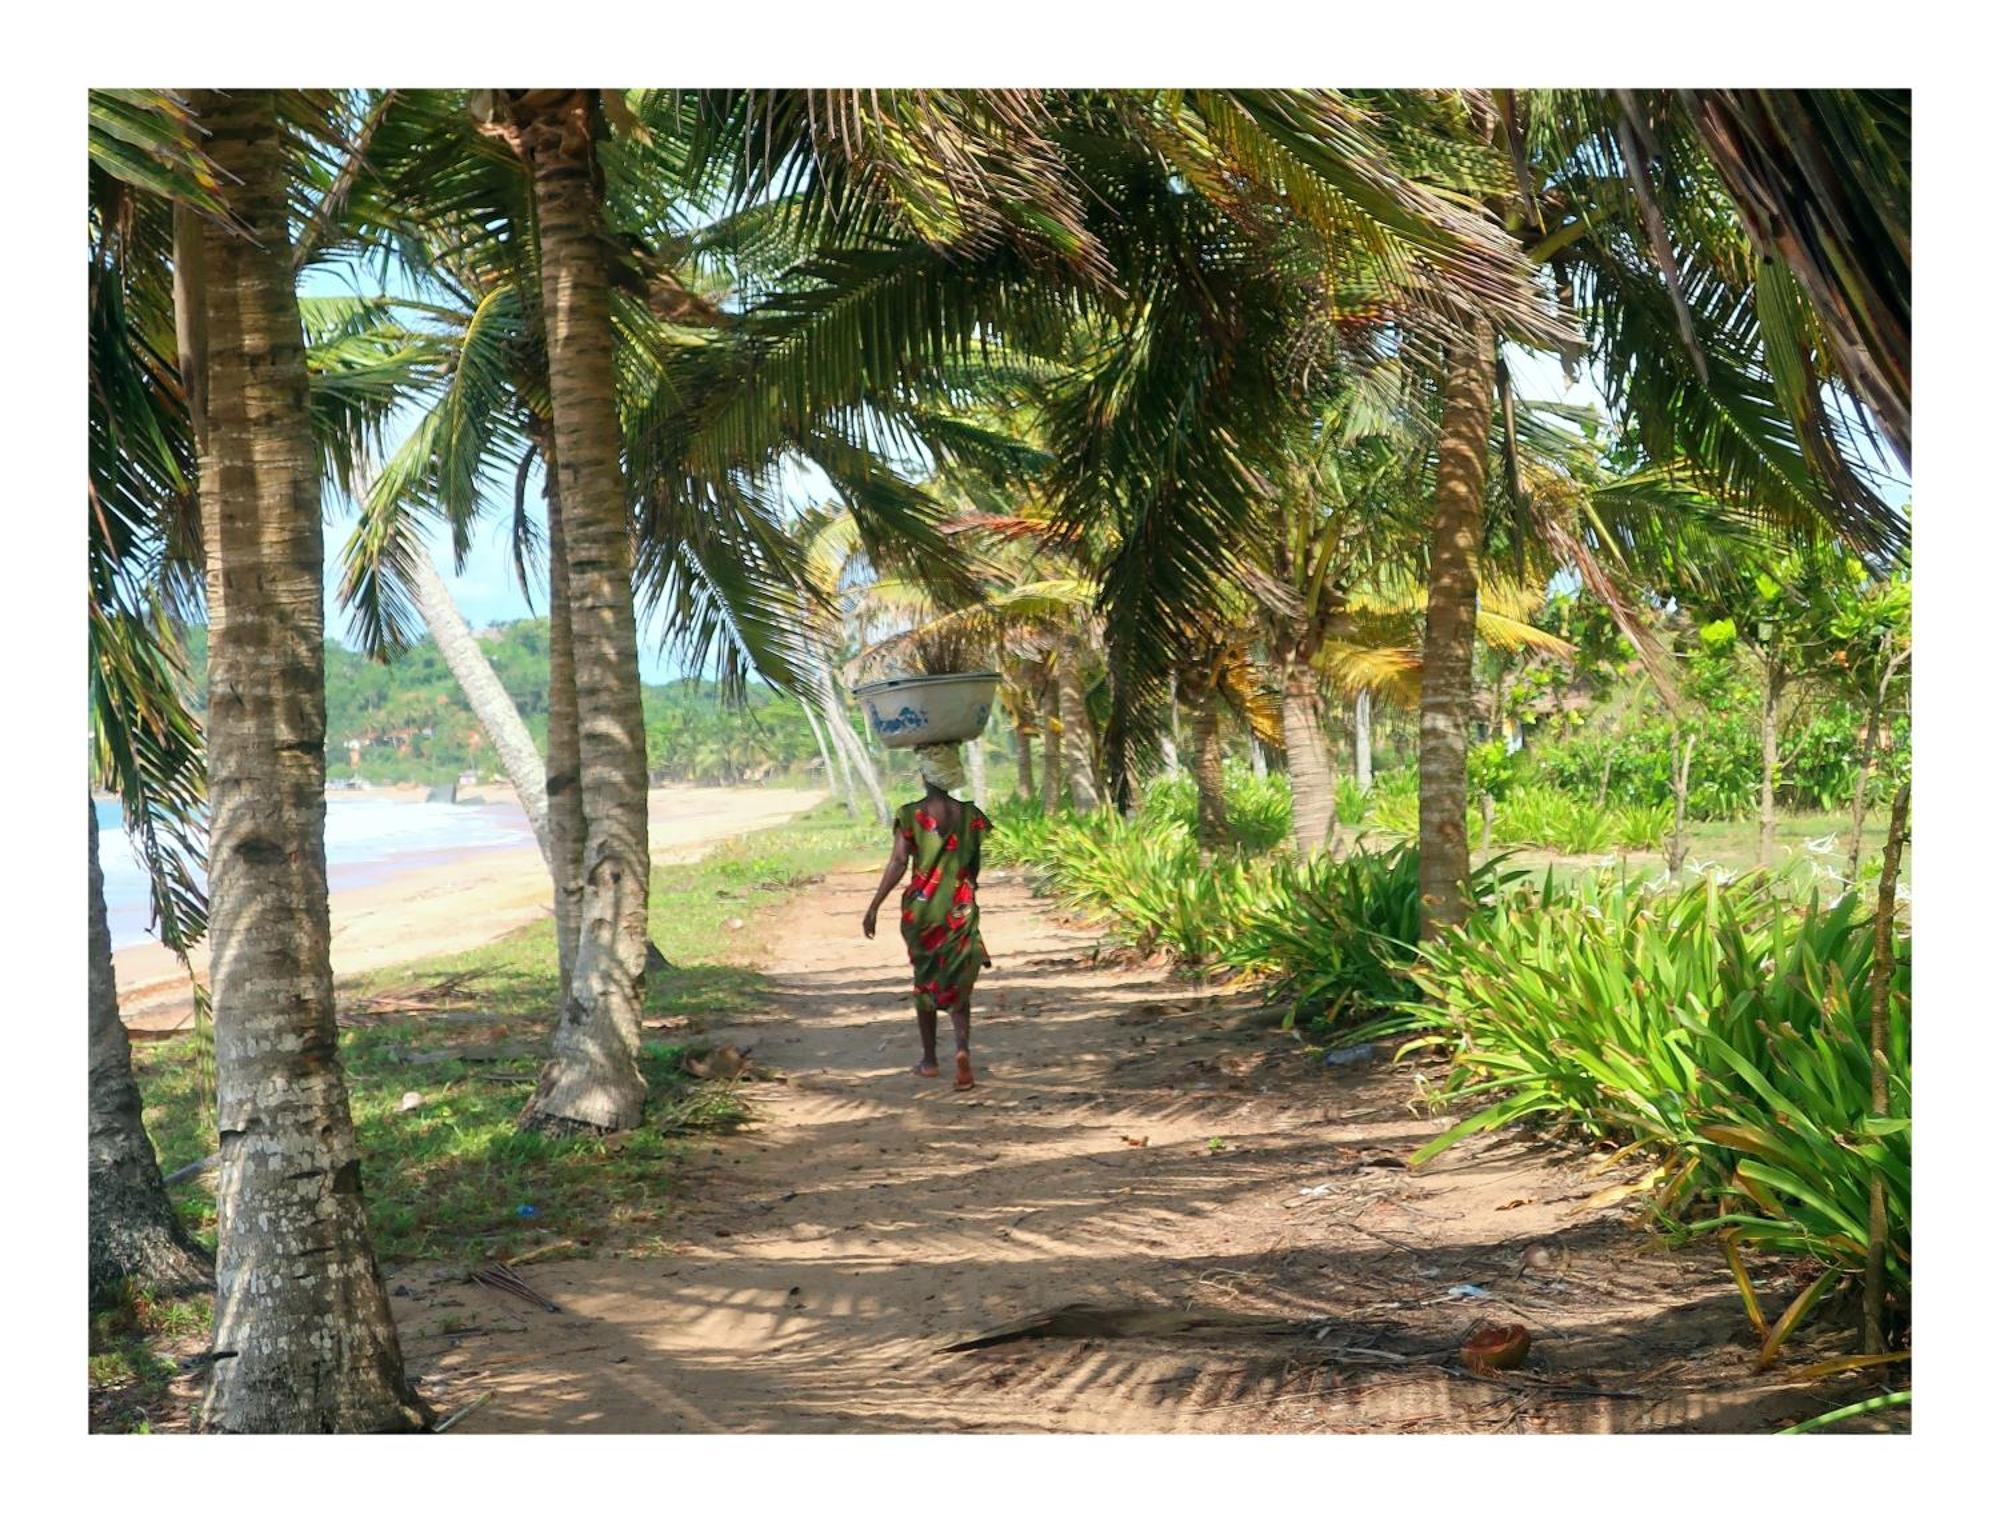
(1393, 89, 1905, 932)
(86, 92, 426, 1314)
(795, 507, 890, 823)
(403, 544, 553, 854)
(87, 100, 213, 1302)
(1417, 317, 1495, 935)
(340, 90, 1050, 1041)
(1621, 90, 1909, 467)
(186, 88, 423, 1433)
(473, 90, 653, 1135)
(89, 800, 208, 1305)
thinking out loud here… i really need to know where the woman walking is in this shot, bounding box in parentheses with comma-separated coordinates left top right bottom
(862, 743, 993, 1090)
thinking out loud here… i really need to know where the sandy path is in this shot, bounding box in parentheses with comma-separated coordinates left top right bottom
(391, 868, 1870, 1435)
(117, 785, 825, 1031)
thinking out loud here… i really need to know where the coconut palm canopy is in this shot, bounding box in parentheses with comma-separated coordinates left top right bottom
(89, 85, 1910, 934)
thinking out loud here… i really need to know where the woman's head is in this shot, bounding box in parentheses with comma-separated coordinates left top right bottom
(914, 741, 967, 796)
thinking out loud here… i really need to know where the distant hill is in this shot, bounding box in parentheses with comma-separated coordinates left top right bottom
(176, 620, 833, 787)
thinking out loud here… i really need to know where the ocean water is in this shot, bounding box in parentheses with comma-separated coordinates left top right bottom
(94, 794, 537, 951)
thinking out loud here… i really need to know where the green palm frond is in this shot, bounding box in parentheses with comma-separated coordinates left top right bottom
(88, 89, 231, 220)
(851, 576, 1096, 680)
(1669, 90, 1908, 464)
(87, 161, 208, 953)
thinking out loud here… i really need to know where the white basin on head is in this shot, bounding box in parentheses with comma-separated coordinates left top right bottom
(852, 671, 1001, 748)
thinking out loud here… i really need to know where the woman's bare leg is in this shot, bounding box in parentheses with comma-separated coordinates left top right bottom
(913, 1005, 940, 1077)
(950, 997, 974, 1089)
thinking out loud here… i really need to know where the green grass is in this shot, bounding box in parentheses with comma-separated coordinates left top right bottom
(89, 1281, 212, 1433)
(134, 801, 883, 1268)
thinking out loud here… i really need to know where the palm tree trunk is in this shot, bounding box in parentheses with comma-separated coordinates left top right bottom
(406, 548, 552, 860)
(512, 92, 648, 1134)
(1354, 689, 1373, 792)
(1056, 636, 1100, 809)
(1162, 689, 1182, 776)
(1250, 739, 1269, 779)
(828, 711, 863, 813)
(1758, 656, 1784, 868)
(542, 463, 587, 1005)
(1014, 719, 1037, 800)
(799, 698, 848, 813)
(190, 89, 423, 1433)
(1040, 678, 1063, 812)
(1279, 660, 1338, 855)
(1418, 316, 1493, 939)
(820, 668, 888, 823)
(89, 799, 209, 1306)
(1187, 684, 1229, 851)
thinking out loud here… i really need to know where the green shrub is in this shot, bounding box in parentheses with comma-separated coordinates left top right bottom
(1335, 775, 1371, 828)
(1135, 765, 1293, 853)
(1365, 767, 1420, 836)
(1528, 705, 1905, 823)
(1490, 784, 1613, 853)
(1217, 843, 1528, 1026)
(1609, 800, 1673, 850)
(1395, 875, 1910, 1292)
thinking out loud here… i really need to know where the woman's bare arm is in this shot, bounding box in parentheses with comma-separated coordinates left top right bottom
(861, 831, 911, 938)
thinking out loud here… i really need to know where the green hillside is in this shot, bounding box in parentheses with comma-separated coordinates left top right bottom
(179, 621, 835, 787)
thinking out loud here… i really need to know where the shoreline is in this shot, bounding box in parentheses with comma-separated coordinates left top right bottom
(116, 783, 827, 1032)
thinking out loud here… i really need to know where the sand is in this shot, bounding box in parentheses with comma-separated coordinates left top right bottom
(116, 784, 826, 1032)
(388, 868, 1875, 1435)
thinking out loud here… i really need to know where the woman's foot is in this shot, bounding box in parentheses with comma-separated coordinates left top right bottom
(912, 1059, 940, 1078)
(953, 1052, 976, 1091)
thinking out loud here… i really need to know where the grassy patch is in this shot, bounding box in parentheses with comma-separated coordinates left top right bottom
(88, 1282, 211, 1433)
(133, 801, 881, 1267)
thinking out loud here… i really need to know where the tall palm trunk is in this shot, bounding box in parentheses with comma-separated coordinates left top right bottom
(1055, 635, 1100, 809)
(510, 92, 649, 1134)
(826, 709, 863, 813)
(819, 666, 887, 823)
(799, 698, 850, 813)
(1418, 317, 1493, 939)
(1758, 656, 1784, 868)
(1353, 689, 1373, 792)
(1279, 659, 1338, 856)
(191, 89, 423, 1433)
(406, 548, 552, 860)
(1040, 677, 1063, 812)
(1161, 689, 1182, 776)
(1014, 719, 1037, 799)
(1186, 684, 1229, 851)
(542, 462, 588, 1005)
(89, 799, 209, 1305)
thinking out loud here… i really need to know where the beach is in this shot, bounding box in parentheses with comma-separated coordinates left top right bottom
(112, 783, 826, 1031)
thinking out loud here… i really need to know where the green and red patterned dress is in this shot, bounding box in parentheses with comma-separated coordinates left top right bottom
(895, 799, 992, 1018)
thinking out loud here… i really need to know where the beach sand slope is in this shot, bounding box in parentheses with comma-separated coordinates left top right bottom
(115, 785, 826, 1032)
